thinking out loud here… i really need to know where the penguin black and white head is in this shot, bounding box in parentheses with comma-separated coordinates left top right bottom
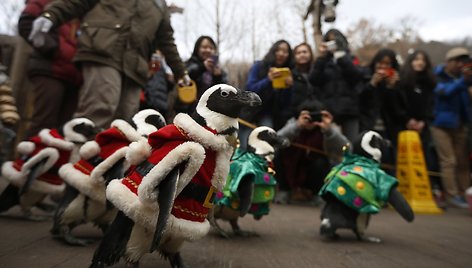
(131, 109, 167, 137)
(195, 84, 261, 135)
(352, 131, 390, 163)
(62, 118, 98, 143)
(247, 126, 289, 161)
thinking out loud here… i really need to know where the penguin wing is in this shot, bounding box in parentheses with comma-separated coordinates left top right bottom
(237, 175, 255, 217)
(151, 166, 180, 251)
(388, 188, 414, 222)
(90, 211, 134, 268)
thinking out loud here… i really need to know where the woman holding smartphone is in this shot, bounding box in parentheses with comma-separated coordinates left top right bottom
(239, 40, 294, 149)
(175, 35, 228, 114)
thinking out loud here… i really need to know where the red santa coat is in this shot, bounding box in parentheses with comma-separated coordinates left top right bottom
(1, 128, 75, 194)
(107, 113, 233, 241)
(59, 120, 143, 203)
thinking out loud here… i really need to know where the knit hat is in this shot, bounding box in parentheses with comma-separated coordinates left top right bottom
(445, 47, 470, 61)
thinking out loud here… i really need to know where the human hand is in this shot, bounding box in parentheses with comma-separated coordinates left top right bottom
(312, 110, 333, 131)
(386, 70, 399, 89)
(370, 71, 385, 87)
(177, 73, 191, 87)
(203, 57, 216, 72)
(28, 16, 53, 48)
(285, 75, 293, 87)
(268, 67, 282, 81)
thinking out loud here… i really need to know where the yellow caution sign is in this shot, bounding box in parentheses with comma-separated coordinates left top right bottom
(396, 130, 442, 214)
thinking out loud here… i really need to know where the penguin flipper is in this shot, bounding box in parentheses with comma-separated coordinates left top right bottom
(0, 184, 20, 212)
(51, 185, 80, 234)
(237, 175, 254, 217)
(388, 188, 414, 222)
(151, 166, 180, 252)
(90, 211, 134, 268)
(20, 157, 48, 195)
(102, 158, 126, 184)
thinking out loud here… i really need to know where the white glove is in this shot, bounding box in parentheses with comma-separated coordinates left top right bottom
(28, 16, 53, 48)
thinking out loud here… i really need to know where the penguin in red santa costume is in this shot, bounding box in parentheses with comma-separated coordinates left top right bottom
(90, 84, 261, 268)
(52, 109, 167, 246)
(0, 118, 97, 220)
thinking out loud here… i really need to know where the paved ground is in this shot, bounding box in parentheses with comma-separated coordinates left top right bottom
(0, 202, 471, 268)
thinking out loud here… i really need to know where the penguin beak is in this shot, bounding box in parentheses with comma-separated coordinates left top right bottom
(237, 90, 262, 107)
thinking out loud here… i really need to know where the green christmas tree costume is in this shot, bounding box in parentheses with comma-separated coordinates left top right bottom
(319, 152, 398, 214)
(215, 148, 276, 218)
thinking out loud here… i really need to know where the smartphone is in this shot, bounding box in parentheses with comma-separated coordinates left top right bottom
(210, 54, 219, 64)
(308, 111, 323, 122)
(384, 68, 395, 78)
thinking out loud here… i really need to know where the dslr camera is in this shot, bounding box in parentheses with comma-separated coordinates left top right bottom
(308, 111, 323, 122)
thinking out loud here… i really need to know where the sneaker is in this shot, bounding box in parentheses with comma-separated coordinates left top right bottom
(448, 196, 469, 209)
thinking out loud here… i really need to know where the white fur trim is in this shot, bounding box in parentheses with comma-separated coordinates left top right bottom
(106, 180, 210, 239)
(132, 109, 166, 136)
(195, 84, 239, 133)
(166, 214, 211, 241)
(59, 163, 106, 203)
(1, 148, 60, 187)
(126, 139, 152, 166)
(79, 141, 101, 160)
(111, 119, 142, 142)
(138, 142, 206, 206)
(91, 147, 129, 184)
(106, 180, 159, 228)
(63, 118, 95, 143)
(16, 141, 35, 155)
(173, 113, 230, 151)
(29, 179, 65, 195)
(211, 148, 233, 191)
(39, 129, 75, 151)
(1, 162, 24, 187)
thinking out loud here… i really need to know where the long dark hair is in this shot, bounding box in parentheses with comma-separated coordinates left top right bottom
(399, 50, 436, 91)
(191, 36, 217, 61)
(258, 40, 293, 78)
(368, 48, 400, 73)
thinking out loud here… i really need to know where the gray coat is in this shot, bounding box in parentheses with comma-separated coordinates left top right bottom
(44, 0, 186, 87)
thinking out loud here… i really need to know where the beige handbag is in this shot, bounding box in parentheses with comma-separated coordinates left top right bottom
(177, 80, 197, 104)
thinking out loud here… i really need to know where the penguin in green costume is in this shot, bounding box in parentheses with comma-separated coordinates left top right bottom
(211, 126, 288, 237)
(319, 130, 414, 242)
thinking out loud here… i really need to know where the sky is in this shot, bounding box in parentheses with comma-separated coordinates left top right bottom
(1, 0, 471, 62)
(168, 0, 472, 61)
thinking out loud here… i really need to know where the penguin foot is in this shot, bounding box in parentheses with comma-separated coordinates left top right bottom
(319, 219, 339, 241)
(234, 229, 259, 237)
(125, 261, 139, 268)
(64, 233, 93, 246)
(35, 202, 57, 212)
(216, 227, 232, 239)
(363, 236, 381, 243)
(320, 232, 340, 241)
(21, 211, 51, 221)
(54, 226, 92, 246)
(168, 252, 186, 268)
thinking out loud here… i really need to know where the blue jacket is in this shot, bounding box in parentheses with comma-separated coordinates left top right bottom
(432, 65, 470, 128)
(244, 61, 292, 129)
